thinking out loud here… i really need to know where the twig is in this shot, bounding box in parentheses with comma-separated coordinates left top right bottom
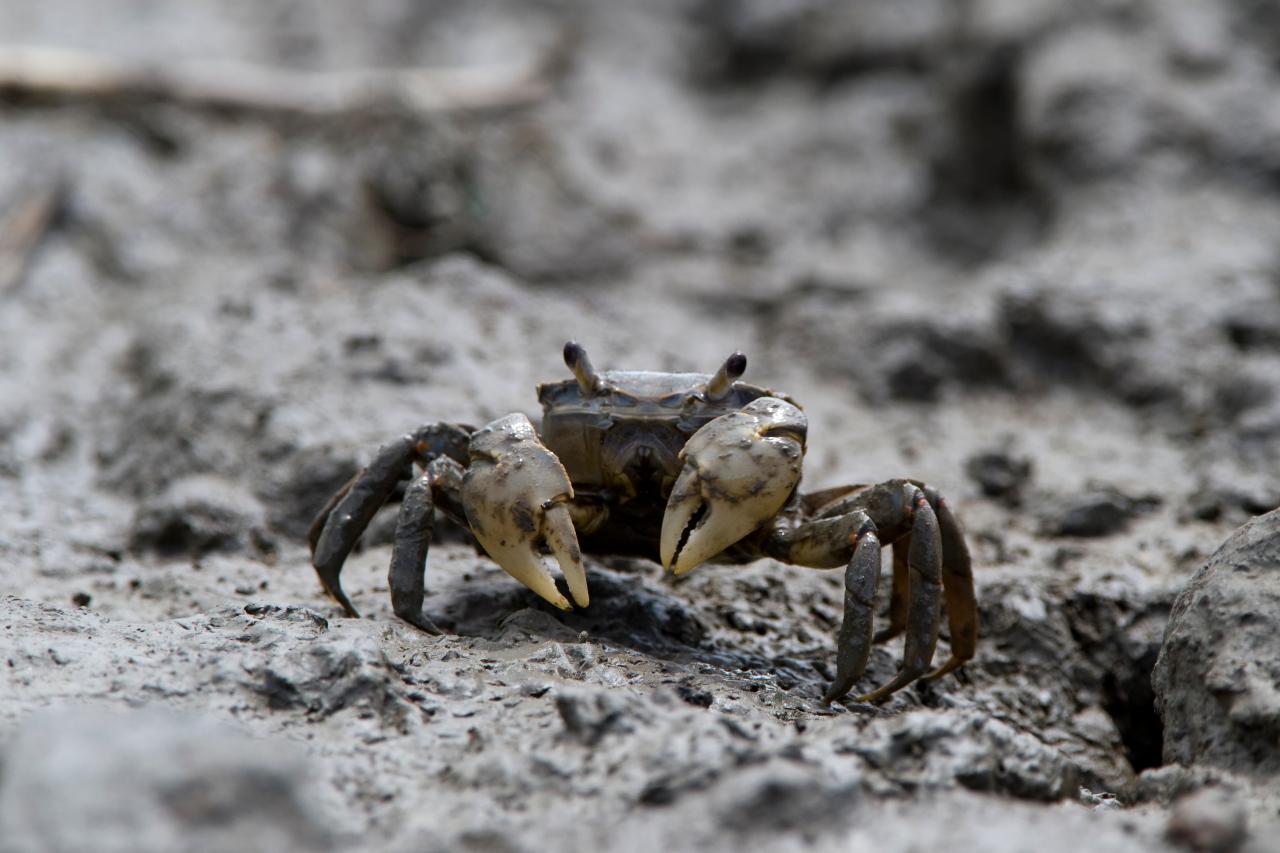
(0, 45, 551, 118)
(0, 182, 61, 295)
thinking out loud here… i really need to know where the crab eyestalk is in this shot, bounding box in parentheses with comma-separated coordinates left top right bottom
(705, 351, 747, 401)
(564, 341, 601, 396)
(461, 413, 589, 610)
(660, 397, 806, 575)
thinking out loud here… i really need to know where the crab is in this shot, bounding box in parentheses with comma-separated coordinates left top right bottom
(307, 342, 977, 703)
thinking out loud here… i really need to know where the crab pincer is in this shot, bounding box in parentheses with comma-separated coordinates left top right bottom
(660, 397, 806, 575)
(461, 413, 589, 610)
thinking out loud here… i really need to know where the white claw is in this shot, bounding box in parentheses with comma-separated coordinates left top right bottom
(660, 397, 806, 575)
(462, 414, 589, 610)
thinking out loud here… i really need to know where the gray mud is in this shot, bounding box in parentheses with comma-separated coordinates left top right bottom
(2, 2, 1280, 851)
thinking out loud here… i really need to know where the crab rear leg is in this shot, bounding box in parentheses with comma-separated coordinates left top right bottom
(855, 491, 944, 703)
(923, 489, 977, 681)
(766, 479, 975, 703)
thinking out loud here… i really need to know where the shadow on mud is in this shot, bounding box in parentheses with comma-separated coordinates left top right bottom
(430, 565, 842, 701)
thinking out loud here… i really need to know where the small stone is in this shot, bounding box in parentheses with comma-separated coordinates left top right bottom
(70, 592, 91, 608)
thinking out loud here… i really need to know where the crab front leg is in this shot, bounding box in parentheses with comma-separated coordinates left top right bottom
(461, 413, 589, 611)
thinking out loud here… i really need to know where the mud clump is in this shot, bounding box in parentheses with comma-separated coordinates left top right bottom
(129, 475, 273, 557)
(0, 708, 336, 853)
(1166, 788, 1249, 853)
(1154, 509, 1280, 775)
(1040, 486, 1161, 538)
(965, 447, 1033, 505)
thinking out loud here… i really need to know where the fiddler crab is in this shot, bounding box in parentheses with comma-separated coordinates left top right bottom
(308, 343, 976, 703)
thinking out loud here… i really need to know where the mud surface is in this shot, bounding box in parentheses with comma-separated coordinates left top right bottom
(2, 2, 1280, 851)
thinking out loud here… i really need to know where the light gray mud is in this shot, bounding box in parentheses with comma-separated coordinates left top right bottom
(1, 2, 1280, 851)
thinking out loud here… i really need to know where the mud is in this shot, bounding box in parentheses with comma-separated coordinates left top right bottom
(2, 1, 1280, 851)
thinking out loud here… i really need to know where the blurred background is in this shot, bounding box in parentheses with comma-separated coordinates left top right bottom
(2, 1, 1279, 851)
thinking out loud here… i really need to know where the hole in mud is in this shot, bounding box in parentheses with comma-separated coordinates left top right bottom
(1101, 649, 1164, 773)
(1064, 593, 1168, 773)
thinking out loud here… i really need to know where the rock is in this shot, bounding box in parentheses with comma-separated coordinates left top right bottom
(1153, 509, 1280, 774)
(0, 708, 335, 853)
(1166, 788, 1249, 853)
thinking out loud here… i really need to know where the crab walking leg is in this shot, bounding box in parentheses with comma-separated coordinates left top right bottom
(311, 433, 417, 617)
(873, 539, 911, 644)
(387, 469, 439, 633)
(822, 516, 882, 703)
(461, 413, 588, 611)
(306, 469, 359, 556)
(856, 492, 944, 703)
(922, 490, 977, 681)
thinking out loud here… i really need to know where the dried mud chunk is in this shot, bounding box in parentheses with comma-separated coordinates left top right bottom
(1222, 303, 1280, 351)
(715, 763, 859, 838)
(1021, 27, 1153, 179)
(1184, 486, 1280, 525)
(1166, 788, 1249, 853)
(877, 321, 1011, 402)
(1040, 486, 1160, 538)
(245, 634, 412, 730)
(259, 444, 359, 541)
(965, 448, 1033, 503)
(96, 382, 274, 499)
(1153, 509, 1280, 774)
(129, 475, 271, 557)
(0, 708, 335, 853)
(555, 690, 643, 746)
(689, 0, 954, 82)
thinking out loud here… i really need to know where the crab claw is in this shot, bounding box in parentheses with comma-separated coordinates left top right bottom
(661, 397, 806, 575)
(461, 414, 588, 611)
